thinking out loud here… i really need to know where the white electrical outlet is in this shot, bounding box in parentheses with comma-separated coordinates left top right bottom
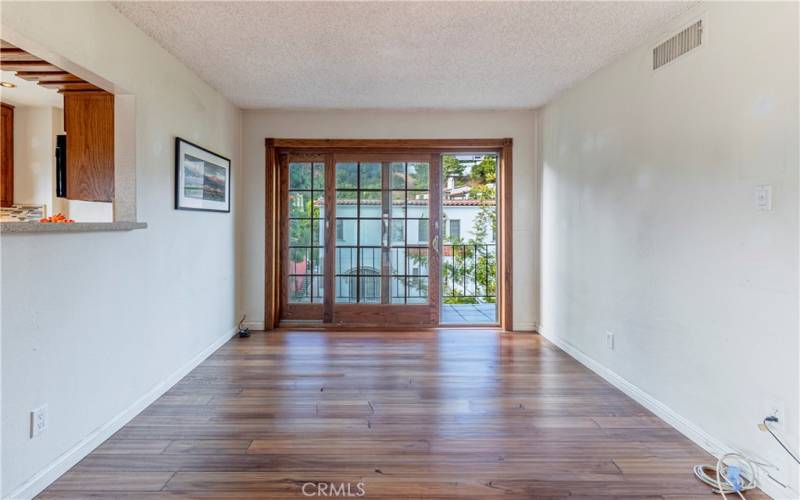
(30, 404, 48, 438)
(606, 331, 615, 351)
(768, 401, 785, 429)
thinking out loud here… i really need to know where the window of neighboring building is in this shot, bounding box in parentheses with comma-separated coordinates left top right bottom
(417, 219, 428, 243)
(449, 219, 461, 240)
(336, 219, 344, 241)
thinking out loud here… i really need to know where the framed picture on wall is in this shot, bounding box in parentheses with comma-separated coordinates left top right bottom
(175, 137, 231, 212)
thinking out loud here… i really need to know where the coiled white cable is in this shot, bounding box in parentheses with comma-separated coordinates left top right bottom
(693, 453, 757, 499)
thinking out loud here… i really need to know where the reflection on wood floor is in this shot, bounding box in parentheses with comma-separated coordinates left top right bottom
(39, 329, 768, 498)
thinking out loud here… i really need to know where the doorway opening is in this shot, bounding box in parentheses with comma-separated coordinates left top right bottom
(440, 153, 498, 325)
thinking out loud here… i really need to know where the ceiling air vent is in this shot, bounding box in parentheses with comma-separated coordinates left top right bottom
(653, 20, 703, 70)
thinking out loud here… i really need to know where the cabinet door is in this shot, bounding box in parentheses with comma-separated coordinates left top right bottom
(64, 92, 114, 202)
(0, 103, 13, 208)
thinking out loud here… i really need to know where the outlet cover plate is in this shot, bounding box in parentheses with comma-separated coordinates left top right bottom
(30, 404, 47, 438)
(606, 331, 615, 350)
(767, 400, 785, 429)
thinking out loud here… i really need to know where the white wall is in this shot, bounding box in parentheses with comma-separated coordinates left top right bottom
(63, 199, 113, 222)
(240, 110, 538, 330)
(538, 2, 798, 497)
(0, 2, 241, 497)
(12, 106, 54, 212)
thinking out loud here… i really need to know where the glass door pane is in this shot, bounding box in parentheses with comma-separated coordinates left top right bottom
(335, 161, 384, 303)
(389, 162, 429, 304)
(280, 151, 440, 326)
(287, 161, 325, 304)
(333, 160, 431, 306)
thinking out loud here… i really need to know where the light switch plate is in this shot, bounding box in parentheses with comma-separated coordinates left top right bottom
(755, 185, 772, 211)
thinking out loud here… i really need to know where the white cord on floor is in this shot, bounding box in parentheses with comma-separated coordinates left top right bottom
(693, 452, 757, 498)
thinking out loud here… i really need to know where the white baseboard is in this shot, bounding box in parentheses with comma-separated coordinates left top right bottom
(6, 325, 239, 500)
(538, 327, 795, 500)
(242, 321, 265, 331)
(250, 320, 534, 332)
(513, 321, 538, 332)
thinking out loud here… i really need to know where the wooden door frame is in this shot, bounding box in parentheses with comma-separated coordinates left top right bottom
(265, 138, 514, 331)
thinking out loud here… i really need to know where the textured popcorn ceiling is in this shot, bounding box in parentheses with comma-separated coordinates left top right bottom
(113, 1, 694, 110)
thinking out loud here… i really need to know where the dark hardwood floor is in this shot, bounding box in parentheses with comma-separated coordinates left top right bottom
(38, 329, 765, 498)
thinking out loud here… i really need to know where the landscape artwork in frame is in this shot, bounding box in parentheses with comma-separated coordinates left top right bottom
(175, 137, 231, 212)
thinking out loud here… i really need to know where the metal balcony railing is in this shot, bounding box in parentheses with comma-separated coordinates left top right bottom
(291, 243, 497, 305)
(442, 243, 497, 303)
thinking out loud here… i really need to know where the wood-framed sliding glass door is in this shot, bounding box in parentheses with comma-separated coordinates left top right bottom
(276, 150, 441, 327)
(265, 139, 513, 331)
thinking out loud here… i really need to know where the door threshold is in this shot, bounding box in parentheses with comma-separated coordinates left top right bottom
(274, 322, 504, 331)
(277, 323, 438, 331)
(279, 320, 323, 327)
(439, 323, 501, 328)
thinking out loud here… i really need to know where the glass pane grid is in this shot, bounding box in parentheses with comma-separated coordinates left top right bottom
(386, 162, 430, 305)
(335, 161, 383, 304)
(334, 217, 381, 220)
(333, 161, 429, 304)
(288, 162, 326, 304)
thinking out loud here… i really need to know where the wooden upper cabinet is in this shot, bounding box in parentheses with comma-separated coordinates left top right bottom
(0, 103, 13, 208)
(64, 92, 114, 202)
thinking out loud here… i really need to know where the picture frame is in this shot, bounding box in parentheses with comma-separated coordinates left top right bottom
(174, 137, 231, 212)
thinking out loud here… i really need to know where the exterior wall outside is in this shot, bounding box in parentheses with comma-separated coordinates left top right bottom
(329, 204, 488, 247)
(292, 203, 496, 302)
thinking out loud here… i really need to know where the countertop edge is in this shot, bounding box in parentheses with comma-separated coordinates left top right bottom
(0, 221, 148, 234)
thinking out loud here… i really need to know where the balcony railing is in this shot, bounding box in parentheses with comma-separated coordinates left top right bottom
(291, 243, 497, 305)
(442, 243, 497, 304)
(333, 246, 429, 303)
